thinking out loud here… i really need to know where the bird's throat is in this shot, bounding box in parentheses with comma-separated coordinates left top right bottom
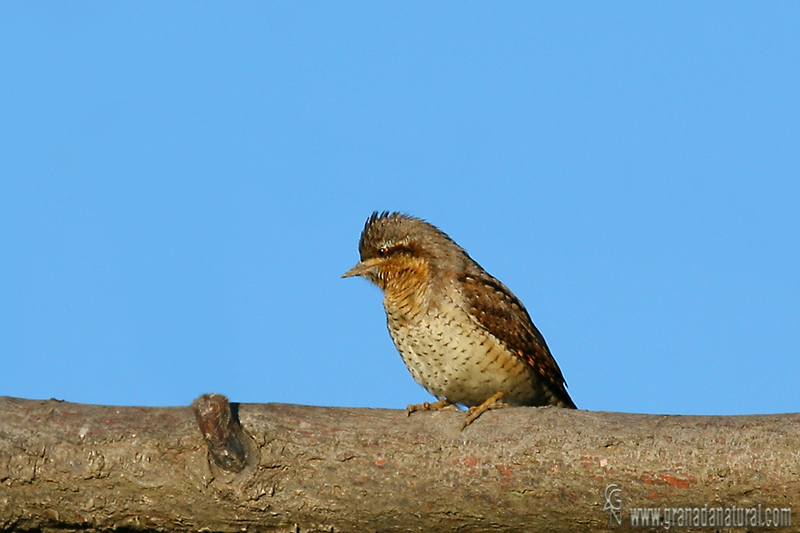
(380, 257, 431, 324)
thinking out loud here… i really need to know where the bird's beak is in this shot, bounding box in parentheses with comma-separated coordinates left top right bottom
(342, 258, 379, 279)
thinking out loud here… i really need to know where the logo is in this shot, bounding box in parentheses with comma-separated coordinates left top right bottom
(603, 484, 622, 527)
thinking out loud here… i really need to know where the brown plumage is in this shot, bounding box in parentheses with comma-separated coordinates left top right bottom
(343, 212, 575, 427)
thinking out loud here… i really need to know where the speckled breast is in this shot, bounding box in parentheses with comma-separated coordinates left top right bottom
(384, 294, 546, 407)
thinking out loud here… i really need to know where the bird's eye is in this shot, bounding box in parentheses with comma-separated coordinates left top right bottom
(378, 247, 388, 256)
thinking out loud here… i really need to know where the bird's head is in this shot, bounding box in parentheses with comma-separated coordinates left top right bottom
(342, 211, 465, 293)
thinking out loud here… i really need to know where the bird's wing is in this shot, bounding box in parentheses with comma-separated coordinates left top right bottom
(458, 272, 576, 408)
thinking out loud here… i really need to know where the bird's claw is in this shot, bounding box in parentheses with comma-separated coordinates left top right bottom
(406, 400, 458, 416)
(461, 391, 507, 429)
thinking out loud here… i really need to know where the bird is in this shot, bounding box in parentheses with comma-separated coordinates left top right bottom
(342, 211, 576, 428)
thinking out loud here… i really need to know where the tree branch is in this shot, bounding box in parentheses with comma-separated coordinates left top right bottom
(0, 395, 797, 532)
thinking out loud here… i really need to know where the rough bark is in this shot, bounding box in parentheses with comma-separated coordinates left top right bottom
(0, 395, 797, 533)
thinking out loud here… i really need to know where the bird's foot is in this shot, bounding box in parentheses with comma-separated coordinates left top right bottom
(462, 391, 507, 429)
(406, 400, 459, 416)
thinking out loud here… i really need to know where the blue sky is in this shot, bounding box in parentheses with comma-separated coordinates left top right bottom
(1, 3, 798, 416)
